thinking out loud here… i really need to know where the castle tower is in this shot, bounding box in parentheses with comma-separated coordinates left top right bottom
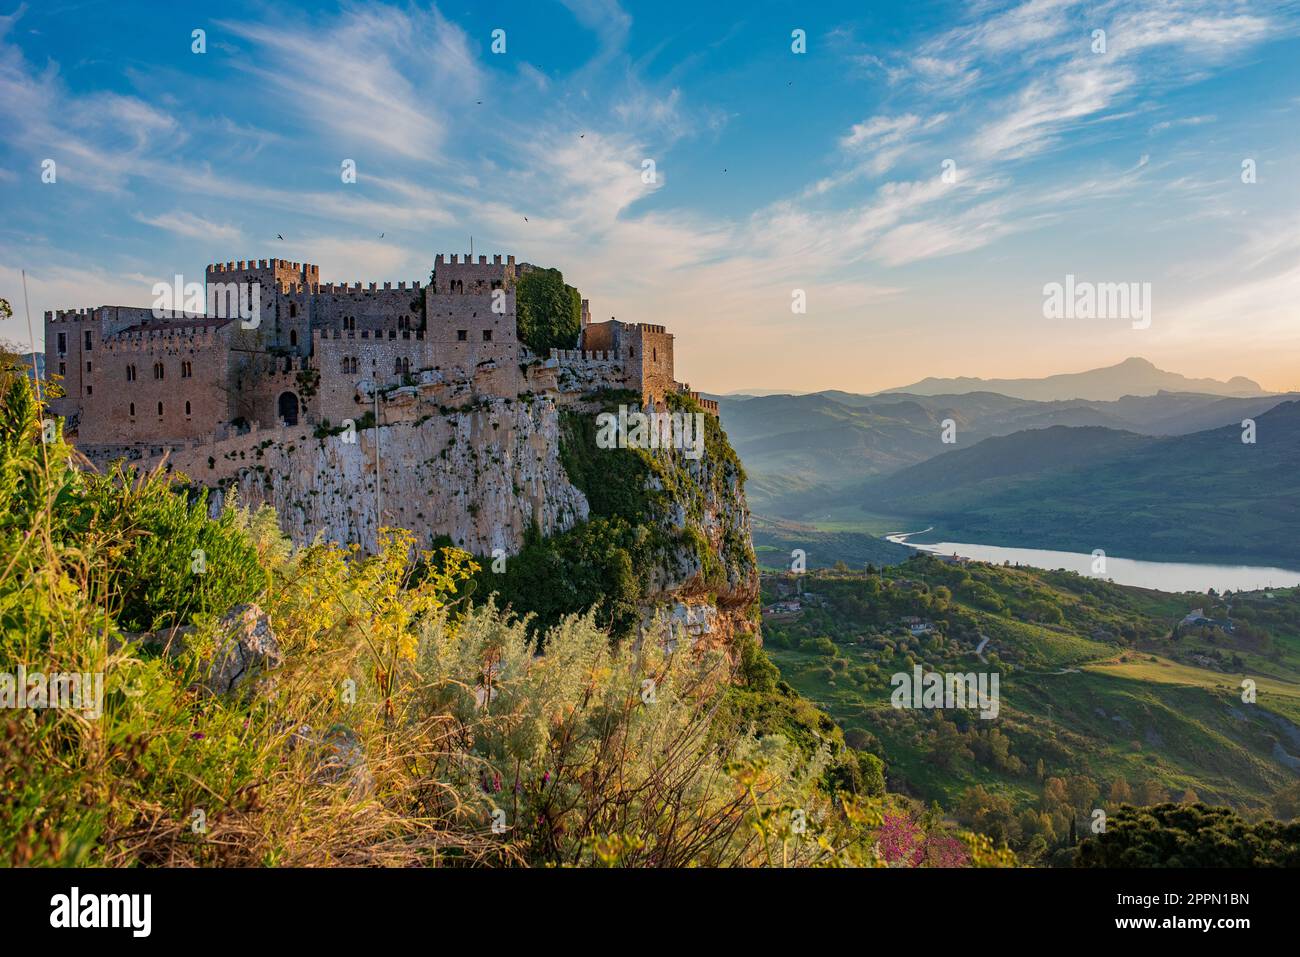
(431, 253, 517, 295)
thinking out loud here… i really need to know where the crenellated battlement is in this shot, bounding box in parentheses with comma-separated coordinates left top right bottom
(309, 281, 424, 296)
(431, 252, 517, 295)
(47, 307, 99, 323)
(548, 348, 620, 365)
(436, 253, 516, 267)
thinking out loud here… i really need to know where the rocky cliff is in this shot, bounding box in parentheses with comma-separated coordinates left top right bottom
(181, 386, 759, 651)
(207, 395, 587, 558)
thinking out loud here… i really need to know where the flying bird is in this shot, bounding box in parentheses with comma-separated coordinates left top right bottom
(277, 233, 284, 240)
(523, 216, 529, 222)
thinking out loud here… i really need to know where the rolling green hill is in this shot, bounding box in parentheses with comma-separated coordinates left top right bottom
(855, 400, 1300, 566)
(759, 555, 1300, 863)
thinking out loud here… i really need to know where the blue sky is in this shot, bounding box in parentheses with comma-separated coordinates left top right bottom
(2, 0, 1299, 392)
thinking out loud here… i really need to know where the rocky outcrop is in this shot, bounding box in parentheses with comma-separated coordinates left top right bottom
(202, 604, 283, 698)
(122, 603, 283, 699)
(204, 396, 588, 556)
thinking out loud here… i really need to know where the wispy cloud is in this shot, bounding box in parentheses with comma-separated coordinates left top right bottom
(218, 5, 482, 162)
(134, 210, 241, 244)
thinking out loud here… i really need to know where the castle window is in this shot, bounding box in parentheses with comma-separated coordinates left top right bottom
(84, 331, 92, 351)
(58, 362, 65, 376)
(129, 402, 135, 417)
(86, 361, 92, 373)
(57, 332, 67, 354)
(628, 347, 635, 358)
(482, 330, 492, 342)
(86, 385, 92, 396)
(289, 302, 297, 318)
(126, 364, 136, 382)
(185, 401, 192, 417)
(653, 348, 657, 361)
(457, 329, 467, 341)
(181, 361, 192, 378)
(153, 362, 164, 380)
(343, 316, 356, 331)
(157, 402, 163, 417)
(289, 330, 297, 347)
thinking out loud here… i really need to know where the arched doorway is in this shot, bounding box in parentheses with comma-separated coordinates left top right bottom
(278, 391, 299, 427)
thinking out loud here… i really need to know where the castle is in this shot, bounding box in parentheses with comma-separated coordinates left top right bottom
(43, 253, 717, 461)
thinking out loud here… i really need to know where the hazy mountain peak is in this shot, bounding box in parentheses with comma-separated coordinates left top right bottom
(880, 358, 1267, 402)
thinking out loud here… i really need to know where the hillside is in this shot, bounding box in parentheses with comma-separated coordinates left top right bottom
(760, 557, 1300, 863)
(856, 401, 1300, 566)
(881, 357, 1269, 402)
(717, 385, 1289, 519)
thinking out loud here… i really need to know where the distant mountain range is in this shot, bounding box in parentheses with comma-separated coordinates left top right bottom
(717, 385, 1295, 517)
(714, 358, 1294, 567)
(878, 357, 1268, 402)
(857, 401, 1300, 566)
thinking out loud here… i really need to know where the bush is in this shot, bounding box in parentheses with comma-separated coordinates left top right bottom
(1075, 803, 1300, 867)
(515, 267, 581, 356)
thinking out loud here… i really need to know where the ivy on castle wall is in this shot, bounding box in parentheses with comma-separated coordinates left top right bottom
(515, 267, 581, 356)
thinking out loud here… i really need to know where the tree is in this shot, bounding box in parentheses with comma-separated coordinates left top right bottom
(1135, 778, 1168, 806)
(1065, 775, 1100, 813)
(515, 267, 581, 356)
(1108, 777, 1133, 806)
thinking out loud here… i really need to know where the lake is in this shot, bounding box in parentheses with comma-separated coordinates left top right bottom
(885, 531, 1300, 593)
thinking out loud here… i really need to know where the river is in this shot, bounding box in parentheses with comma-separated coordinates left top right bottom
(885, 530, 1300, 593)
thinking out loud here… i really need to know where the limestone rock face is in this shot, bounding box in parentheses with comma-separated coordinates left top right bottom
(211, 396, 588, 555)
(202, 603, 284, 698)
(635, 426, 760, 655)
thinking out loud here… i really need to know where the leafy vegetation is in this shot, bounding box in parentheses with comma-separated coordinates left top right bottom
(515, 266, 581, 357)
(476, 390, 755, 639)
(1075, 803, 1300, 867)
